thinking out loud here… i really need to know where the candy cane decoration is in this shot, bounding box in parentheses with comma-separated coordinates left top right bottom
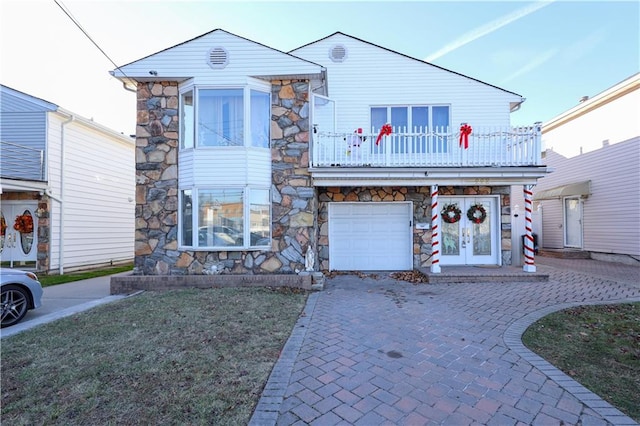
(523, 185, 536, 272)
(430, 185, 441, 273)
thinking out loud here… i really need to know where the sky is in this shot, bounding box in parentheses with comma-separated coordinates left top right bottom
(1, 0, 638, 136)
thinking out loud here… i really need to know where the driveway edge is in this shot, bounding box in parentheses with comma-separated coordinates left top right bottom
(249, 291, 320, 426)
(504, 297, 640, 426)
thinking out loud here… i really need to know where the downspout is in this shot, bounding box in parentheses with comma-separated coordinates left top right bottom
(58, 114, 75, 275)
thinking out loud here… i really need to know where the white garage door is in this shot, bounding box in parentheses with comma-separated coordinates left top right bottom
(329, 202, 412, 271)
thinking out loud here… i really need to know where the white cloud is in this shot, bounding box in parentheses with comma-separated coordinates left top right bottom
(424, 0, 555, 62)
(502, 48, 560, 83)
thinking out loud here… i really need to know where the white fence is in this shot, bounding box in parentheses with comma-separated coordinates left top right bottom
(311, 126, 542, 168)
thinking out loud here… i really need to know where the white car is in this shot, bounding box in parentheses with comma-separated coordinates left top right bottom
(1, 268, 43, 328)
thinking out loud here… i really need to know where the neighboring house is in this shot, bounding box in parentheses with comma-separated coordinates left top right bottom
(531, 73, 640, 265)
(0, 85, 135, 274)
(110, 29, 548, 276)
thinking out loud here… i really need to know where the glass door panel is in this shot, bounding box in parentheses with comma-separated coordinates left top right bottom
(564, 198, 582, 248)
(440, 197, 498, 265)
(0, 203, 38, 266)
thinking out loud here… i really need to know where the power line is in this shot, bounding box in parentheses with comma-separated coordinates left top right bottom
(53, 0, 131, 81)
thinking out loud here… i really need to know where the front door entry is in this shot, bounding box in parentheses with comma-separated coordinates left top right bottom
(439, 197, 499, 266)
(0, 202, 38, 266)
(564, 197, 583, 248)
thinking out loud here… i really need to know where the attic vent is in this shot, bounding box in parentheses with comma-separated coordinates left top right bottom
(207, 47, 229, 69)
(329, 44, 347, 63)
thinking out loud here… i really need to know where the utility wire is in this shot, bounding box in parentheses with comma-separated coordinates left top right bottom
(53, 0, 131, 81)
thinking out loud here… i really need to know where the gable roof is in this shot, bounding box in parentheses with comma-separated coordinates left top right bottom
(0, 85, 133, 143)
(1, 84, 58, 112)
(290, 31, 524, 100)
(110, 28, 325, 85)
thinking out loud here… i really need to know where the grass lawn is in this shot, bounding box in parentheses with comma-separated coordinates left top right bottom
(38, 264, 134, 287)
(522, 302, 640, 422)
(1, 287, 308, 425)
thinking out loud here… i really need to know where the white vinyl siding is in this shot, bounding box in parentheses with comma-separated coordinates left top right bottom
(47, 112, 135, 271)
(178, 148, 270, 187)
(115, 30, 323, 84)
(536, 139, 640, 256)
(291, 34, 520, 133)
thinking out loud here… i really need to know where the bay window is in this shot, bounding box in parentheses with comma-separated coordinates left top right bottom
(177, 82, 272, 250)
(180, 187, 271, 250)
(179, 86, 271, 149)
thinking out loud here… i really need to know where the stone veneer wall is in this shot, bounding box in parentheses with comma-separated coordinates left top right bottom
(317, 186, 512, 270)
(133, 80, 316, 275)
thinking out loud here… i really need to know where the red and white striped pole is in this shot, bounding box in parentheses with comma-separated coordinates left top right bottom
(523, 185, 536, 272)
(430, 185, 441, 273)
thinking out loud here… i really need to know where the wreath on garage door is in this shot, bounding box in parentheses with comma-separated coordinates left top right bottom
(441, 204, 462, 224)
(466, 203, 487, 224)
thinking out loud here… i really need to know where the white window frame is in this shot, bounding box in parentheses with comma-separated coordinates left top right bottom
(370, 104, 451, 131)
(178, 186, 271, 251)
(179, 80, 271, 150)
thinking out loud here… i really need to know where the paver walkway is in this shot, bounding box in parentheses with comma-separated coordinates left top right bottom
(251, 258, 640, 425)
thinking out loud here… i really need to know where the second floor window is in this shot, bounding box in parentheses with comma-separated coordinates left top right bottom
(180, 87, 270, 149)
(371, 105, 451, 153)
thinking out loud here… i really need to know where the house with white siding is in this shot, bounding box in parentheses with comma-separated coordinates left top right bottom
(531, 73, 640, 265)
(110, 29, 549, 277)
(0, 85, 135, 274)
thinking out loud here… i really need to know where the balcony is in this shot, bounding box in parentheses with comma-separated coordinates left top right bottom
(0, 141, 46, 182)
(311, 125, 542, 168)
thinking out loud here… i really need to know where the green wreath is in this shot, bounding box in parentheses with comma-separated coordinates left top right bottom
(441, 204, 461, 224)
(467, 203, 487, 224)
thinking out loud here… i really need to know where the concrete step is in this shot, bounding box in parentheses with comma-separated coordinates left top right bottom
(538, 249, 591, 259)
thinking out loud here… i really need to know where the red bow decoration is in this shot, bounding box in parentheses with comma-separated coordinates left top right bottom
(376, 124, 392, 145)
(459, 124, 472, 149)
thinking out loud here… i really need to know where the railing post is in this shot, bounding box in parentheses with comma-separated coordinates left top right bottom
(534, 121, 542, 165)
(523, 184, 536, 272)
(430, 185, 441, 273)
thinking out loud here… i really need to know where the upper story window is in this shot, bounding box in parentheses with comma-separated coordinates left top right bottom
(180, 86, 270, 150)
(371, 105, 450, 153)
(199, 89, 244, 147)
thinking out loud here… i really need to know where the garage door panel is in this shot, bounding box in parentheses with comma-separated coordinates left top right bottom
(329, 202, 412, 271)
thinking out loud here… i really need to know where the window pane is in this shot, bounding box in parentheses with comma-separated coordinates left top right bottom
(391, 107, 408, 153)
(432, 106, 450, 153)
(249, 189, 270, 247)
(198, 189, 243, 247)
(412, 107, 429, 154)
(198, 89, 244, 147)
(181, 91, 194, 149)
(432, 106, 450, 130)
(390, 107, 408, 131)
(250, 90, 270, 148)
(411, 107, 428, 131)
(181, 189, 193, 246)
(370, 107, 387, 132)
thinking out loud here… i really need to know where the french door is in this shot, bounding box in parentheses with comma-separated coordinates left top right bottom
(0, 202, 38, 265)
(439, 197, 499, 266)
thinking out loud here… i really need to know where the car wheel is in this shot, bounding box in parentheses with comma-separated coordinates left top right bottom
(1, 285, 30, 328)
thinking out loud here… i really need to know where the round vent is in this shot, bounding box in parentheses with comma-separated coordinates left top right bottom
(207, 47, 229, 69)
(329, 44, 347, 63)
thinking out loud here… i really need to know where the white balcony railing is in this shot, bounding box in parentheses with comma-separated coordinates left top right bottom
(0, 141, 46, 181)
(311, 125, 542, 168)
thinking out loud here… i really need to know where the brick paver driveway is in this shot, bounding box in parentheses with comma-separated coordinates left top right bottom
(251, 259, 640, 425)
